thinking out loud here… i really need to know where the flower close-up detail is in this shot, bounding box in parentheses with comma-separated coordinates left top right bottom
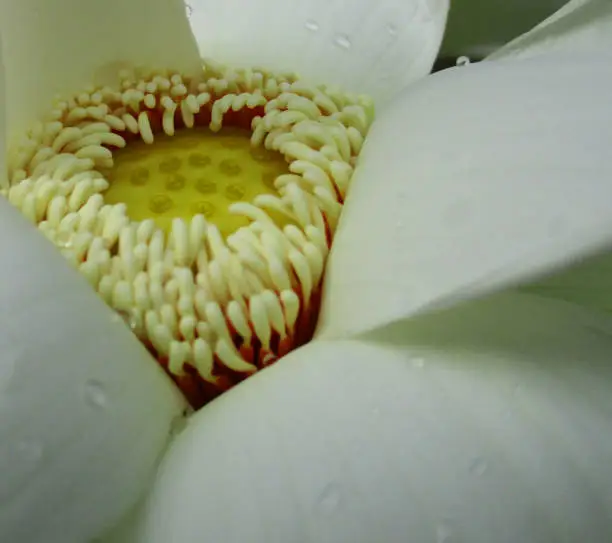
(0, 0, 611, 542)
(3, 56, 374, 407)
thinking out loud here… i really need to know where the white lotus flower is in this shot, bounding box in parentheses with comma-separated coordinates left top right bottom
(0, 0, 611, 542)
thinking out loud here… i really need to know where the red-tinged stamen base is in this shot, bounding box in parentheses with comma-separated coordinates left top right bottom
(3, 60, 374, 408)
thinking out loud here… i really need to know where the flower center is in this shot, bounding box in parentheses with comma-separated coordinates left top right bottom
(3, 60, 374, 409)
(105, 127, 288, 237)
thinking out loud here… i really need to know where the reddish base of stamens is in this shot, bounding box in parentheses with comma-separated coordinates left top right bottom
(105, 102, 328, 407)
(120, 103, 328, 407)
(32, 84, 332, 410)
(7, 61, 369, 417)
(155, 287, 322, 409)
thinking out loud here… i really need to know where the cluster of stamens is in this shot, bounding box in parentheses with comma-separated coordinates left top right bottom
(2, 59, 374, 407)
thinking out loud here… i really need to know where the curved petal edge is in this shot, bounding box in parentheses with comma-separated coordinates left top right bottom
(317, 51, 612, 339)
(488, 0, 612, 61)
(112, 292, 612, 543)
(0, 0, 201, 141)
(0, 200, 188, 543)
(187, 0, 449, 104)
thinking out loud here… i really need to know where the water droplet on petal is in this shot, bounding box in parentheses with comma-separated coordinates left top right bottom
(56, 231, 73, 249)
(82, 379, 108, 408)
(456, 56, 471, 67)
(386, 23, 398, 36)
(113, 309, 128, 324)
(436, 522, 453, 543)
(468, 456, 488, 476)
(316, 483, 342, 515)
(305, 19, 319, 32)
(411, 357, 425, 368)
(513, 384, 523, 397)
(333, 34, 352, 50)
(114, 309, 139, 331)
(169, 413, 188, 437)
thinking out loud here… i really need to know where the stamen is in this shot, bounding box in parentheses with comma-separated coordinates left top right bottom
(2, 59, 374, 408)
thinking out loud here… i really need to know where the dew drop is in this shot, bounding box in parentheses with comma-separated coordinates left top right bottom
(411, 357, 425, 368)
(185, 3, 193, 17)
(513, 384, 523, 397)
(468, 456, 488, 476)
(386, 23, 398, 36)
(82, 379, 108, 409)
(316, 483, 342, 515)
(169, 412, 189, 437)
(55, 231, 73, 250)
(436, 522, 453, 543)
(333, 34, 352, 50)
(113, 309, 137, 330)
(305, 19, 320, 32)
(456, 56, 471, 67)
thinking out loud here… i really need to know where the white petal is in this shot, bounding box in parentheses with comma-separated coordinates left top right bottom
(0, 0, 201, 139)
(489, 0, 612, 61)
(0, 201, 188, 542)
(186, 0, 449, 103)
(106, 292, 612, 543)
(317, 52, 612, 339)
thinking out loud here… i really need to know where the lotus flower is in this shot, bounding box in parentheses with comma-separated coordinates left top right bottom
(1, 0, 611, 541)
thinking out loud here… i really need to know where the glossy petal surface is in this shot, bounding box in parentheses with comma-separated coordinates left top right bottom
(0, 0, 201, 140)
(114, 292, 612, 543)
(186, 0, 448, 103)
(317, 52, 612, 338)
(0, 201, 188, 542)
